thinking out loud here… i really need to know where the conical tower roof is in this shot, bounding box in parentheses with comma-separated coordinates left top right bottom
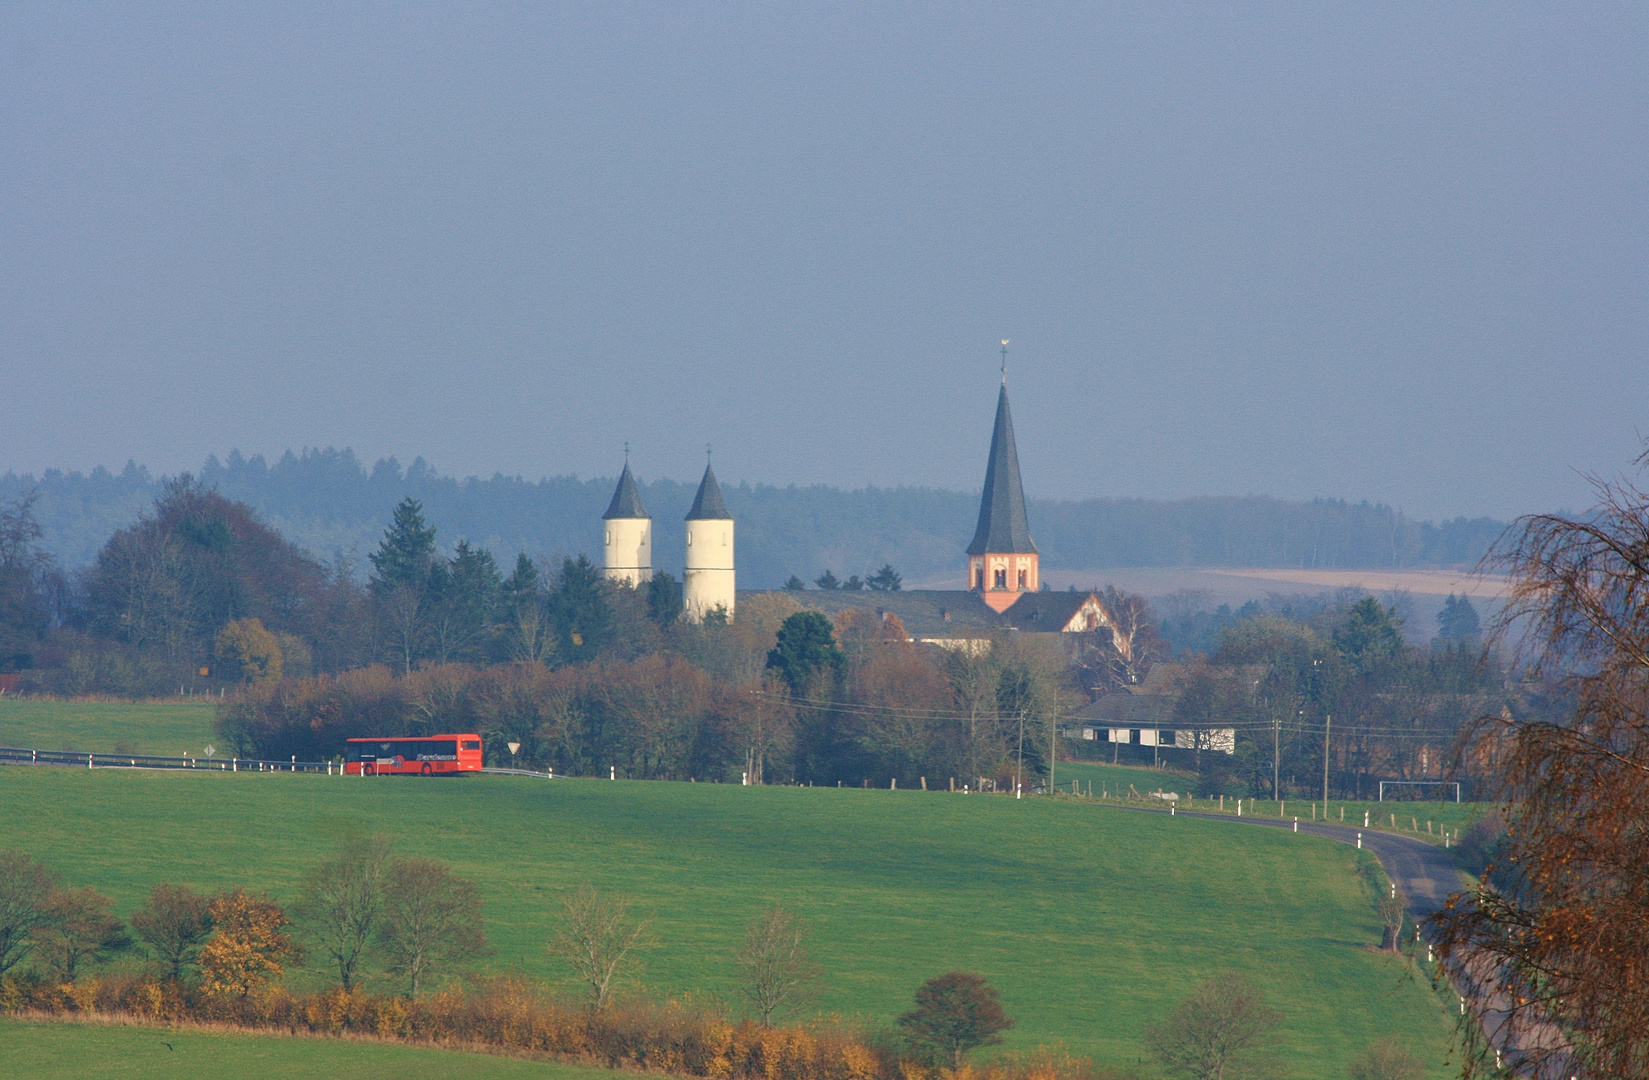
(966, 385, 1037, 555)
(685, 463, 732, 520)
(602, 462, 650, 520)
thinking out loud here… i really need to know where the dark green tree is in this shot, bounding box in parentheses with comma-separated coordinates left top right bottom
(866, 564, 902, 592)
(498, 553, 549, 662)
(550, 555, 611, 663)
(1333, 596, 1403, 672)
(766, 611, 843, 696)
(842, 575, 864, 592)
(1436, 593, 1481, 642)
(369, 498, 437, 595)
(897, 971, 1014, 1067)
(433, 540, 501, 660)
(814, 570, 840, 591)
(647, 571, 683, 626)
(0, 491, 53, 671)
(783, 575, 806, 591)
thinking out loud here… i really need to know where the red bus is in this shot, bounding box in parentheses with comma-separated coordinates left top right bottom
(345, 734, 483, 776)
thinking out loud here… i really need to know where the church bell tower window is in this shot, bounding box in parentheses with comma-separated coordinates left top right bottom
(993, 568, 1007, 589)
(1017, 569, 1027, 589)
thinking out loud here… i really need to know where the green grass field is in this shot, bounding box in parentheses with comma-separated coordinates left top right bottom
(0, 699, 218, 757)
(1054, 759, 1487, 842)
(0, 760, 1460, 1077)
(0, 1017, 619, 1080)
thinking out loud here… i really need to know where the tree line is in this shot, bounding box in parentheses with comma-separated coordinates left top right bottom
(2, 448, 1506, 587)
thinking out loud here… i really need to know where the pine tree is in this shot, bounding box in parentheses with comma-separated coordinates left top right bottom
(369, 498, 437, 595)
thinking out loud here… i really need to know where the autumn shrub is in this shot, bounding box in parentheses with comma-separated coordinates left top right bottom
(0, 972, 1103, 1080)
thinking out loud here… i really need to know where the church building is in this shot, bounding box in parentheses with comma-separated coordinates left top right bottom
(598, 366, 1114, 646)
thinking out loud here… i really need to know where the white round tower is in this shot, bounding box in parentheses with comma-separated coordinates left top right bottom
(683, 462, 735, 623)
(602, 461, 652, 586)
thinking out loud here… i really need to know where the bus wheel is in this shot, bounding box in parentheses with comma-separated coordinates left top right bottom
(363, 764, 375, 776)
(421, 763, 432, 776)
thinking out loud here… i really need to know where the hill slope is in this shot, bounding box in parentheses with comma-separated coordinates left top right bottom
(0, 767, 1456, 1074)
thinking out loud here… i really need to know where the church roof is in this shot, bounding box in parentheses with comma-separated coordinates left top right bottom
(602, 462, 650, 520)
(686, 463, 733, 520)
(966, 385, 1037, 555)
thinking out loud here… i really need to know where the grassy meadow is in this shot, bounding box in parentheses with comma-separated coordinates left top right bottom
(0, 1017, 621, 1080)
(0, 757, 1461, 1077)
(0, 699, 218, 757)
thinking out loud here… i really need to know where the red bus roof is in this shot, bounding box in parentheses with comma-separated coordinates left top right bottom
(345, 734, 481, 742)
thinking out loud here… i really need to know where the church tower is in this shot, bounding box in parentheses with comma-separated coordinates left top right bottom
(967, 381, 1038, 612)
(683, 462, 735, 622)
(602, 460, 653, 586)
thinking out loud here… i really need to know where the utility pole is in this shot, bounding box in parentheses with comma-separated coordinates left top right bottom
(1322, 713, 1332, 806)
(1273, 710, 1281, 800)
(1016, 710, 1026, 796)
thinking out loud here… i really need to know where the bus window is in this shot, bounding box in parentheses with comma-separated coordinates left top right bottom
(461, 740, 480, 750)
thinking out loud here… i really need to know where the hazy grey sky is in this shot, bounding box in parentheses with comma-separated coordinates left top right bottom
(2, 4, 1642, 520)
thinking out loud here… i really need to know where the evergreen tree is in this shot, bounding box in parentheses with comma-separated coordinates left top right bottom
(369, 498, 437, 595)
(866, 564, 902, 592)
(550, 555, 611, 663)
(646, 571, 683, 626)
(498, 553, 548, 662)
(783, 575, 806, 591)
(1436, 593, 1481, 642)
(1333, 596, 1403, 672)
(814, 570, 840, 591)
(765, 611, 843, 696)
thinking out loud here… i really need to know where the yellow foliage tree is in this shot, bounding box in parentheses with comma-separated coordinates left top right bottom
(198, 889, 294, 1000)
(214, 618, 283, 684)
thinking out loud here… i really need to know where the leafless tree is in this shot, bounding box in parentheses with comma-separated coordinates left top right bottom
(38, 885, 128, 981)
(548, 883, 652, 1009)
(1348, 1040, 1426, 1080)
(1430, 452, 1649, 1078)
(0, 849, 57, 977)
(130, 883, 215, 982)
(1143, 975, 1283, 1080)
(735, 905, 822, 1025)
(293, 835, 392, 991)
(379, 857, 487, 998)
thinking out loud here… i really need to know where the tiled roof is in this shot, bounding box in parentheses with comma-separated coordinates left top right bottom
(602, 463, 651, 520)
(966, 385, 1037, 555)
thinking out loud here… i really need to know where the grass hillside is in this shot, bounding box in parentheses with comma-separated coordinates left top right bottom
(0, 1018, 620, 1080)
(0, 699, 218, 757)
(0, 765, 1458, 1076)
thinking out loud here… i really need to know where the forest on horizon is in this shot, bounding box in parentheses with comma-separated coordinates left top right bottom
(1, 448, 1506, 588)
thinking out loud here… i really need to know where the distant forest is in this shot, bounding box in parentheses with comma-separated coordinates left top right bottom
(1, 449, 1507, 587)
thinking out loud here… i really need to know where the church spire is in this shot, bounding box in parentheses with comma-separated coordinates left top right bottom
(967, 384, 1036, 556)
(966, 381, 1038, 610)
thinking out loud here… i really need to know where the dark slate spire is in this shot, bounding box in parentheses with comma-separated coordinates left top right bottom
(685, 463, 732, 520)
(602, 462, 650, 520)
(966, 385, 1037, 555)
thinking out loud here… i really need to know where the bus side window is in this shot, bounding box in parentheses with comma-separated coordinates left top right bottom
(462, 740, 480, 750)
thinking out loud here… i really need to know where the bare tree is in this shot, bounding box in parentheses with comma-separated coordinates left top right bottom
(130, 883, 214, 981)
(735, 905, 822, 1025)
(379, 857, 487, 998)
(38, 886, 129, 981)
(1378, 892, 1407, 953)
(1144, 975, 1283, 1080)
(1348, 1040, 1426, 1080)
(0, 849, 57, 976)
(1430, 453, 1649, 1078)
(293, 835, 392, 991)
(548, 883, 652, 1009)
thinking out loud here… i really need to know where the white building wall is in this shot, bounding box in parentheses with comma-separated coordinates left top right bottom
(603, 517, 653, 586)
(683, 518, 735, 622)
